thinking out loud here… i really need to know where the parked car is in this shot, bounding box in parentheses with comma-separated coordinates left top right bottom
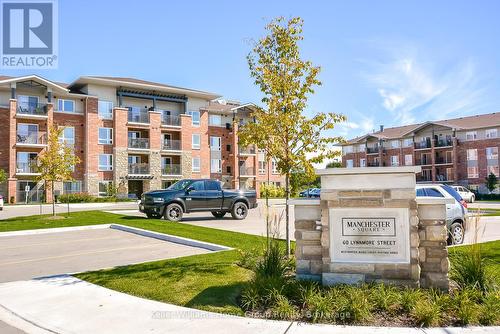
(416, 184, 467, 245)
(309, 188, 321, 198)
(139, 179, 258, 222)
(299, 188, 318, 198)
(0, 195, 3, 210)
(452, 185, 475, 203)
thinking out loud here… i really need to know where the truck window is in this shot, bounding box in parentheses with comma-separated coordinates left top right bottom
(205, 180, 220, 191)
(190, 181, 205, 191)
(425, 188, 444, 197)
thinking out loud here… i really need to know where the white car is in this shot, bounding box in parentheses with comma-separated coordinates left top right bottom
(416, 184, 467, 245)
(452, 185, 475, 203)
(0, 195, 3, 210)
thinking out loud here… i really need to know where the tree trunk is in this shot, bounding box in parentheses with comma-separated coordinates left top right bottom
(266, 161, 270, 245)
(51, 180, 55, 216)
(285, 172, 290, 256)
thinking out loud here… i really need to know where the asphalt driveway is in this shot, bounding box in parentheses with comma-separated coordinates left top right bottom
(0, 227, 209, 283)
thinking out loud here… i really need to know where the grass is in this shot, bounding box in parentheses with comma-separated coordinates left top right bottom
(468, 208, 500, 216)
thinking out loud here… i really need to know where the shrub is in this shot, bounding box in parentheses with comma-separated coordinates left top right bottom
(479, 291, 500, 325)
(241, 284, 261, 310)
(338, 285, 372, 324)
(450, 243, 495, 293)
(400, 288, 424, 313)
(370, 284, 401, 313)
(269, 294, 298, 320)
(260, 183, 286, 198)
(58, 192, 95, 203)
(304, 290, 335, 322)
(254, 240, 293, 280)
(412, 299, 441, 327)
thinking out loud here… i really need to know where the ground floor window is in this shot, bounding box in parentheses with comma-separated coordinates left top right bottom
(98, 181, 113, 197)
(192, 157, 201, 173)
(63, 181, 82, 194)
(162, 180, 174, 189)
(16, 181, 44, 203)
(211, 159, 222, 173)
(405, 154, 413, 166)
(467, 167, 479, 179)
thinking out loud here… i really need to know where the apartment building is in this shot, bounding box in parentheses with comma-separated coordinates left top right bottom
(0, 74, 284, 203)
(341, 113, 500, 193)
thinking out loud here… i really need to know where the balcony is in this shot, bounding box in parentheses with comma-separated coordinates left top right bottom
(128, 163, 150, 175)
(415, 141, 431, 149)
(162, 140, 181, 151)
(16, 162, 39, 174)
(240, 166, 256, 176)
(416, 174, 432, 182)
(367, 162, 380, 167)
(17, 103, 48, 117)
(435, 139, 453, 147)
(127, 109, 149, 124)
(415, 157, 431, 166)
(16, 132, 47, 147)
(239, 146, 256, 155)
(366, 147, 379, 154)
(128, 138, 150, 150)
(161, 115, 181, 127)
(435, 156, 453, 164)
(162, 164, 182, 176)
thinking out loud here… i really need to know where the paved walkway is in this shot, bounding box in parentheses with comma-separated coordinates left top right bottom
(0, 275, 497, 334)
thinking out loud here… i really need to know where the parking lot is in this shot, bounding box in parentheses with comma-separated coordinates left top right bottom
(0, 227, 210, 283)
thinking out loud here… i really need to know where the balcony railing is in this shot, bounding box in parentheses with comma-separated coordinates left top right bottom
(161, 115, 181, 126)
(416, 157, 431, 166)
(162, 164, 181, 175)
(128, 163, 149, 175)
(435, 156, 453, 164)
(162, 140, 181, 151)
(16, 132, 47, 145)
(435, 139, 453, 147)
(366, 147, 379, 154)
(239, 146, 256, 155)
(415, 141, 431, 149)
(17, 103, 48, 116)
(416, 174, 432, 182)
(240, 166, 255, 176)
(367, 162, 380, 167)
(16, 189, 44, 203)
(16, 162, 38, 174)
(128, 138, 150, 149)
(128, 110, 150, 124)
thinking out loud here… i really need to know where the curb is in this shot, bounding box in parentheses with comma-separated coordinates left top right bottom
(109, 224, 232, 251)
(0, 224, 111, 238)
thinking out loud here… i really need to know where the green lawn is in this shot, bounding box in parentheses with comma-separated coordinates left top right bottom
(1, 211, 499, 316)
(468, 208, 500, 217)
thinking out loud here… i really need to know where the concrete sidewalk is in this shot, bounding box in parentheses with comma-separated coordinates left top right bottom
(0, 276, 497, 334)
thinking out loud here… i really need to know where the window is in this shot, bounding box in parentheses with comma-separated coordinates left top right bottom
(467, 149, 478, 161)
(98, 181, 113, 197)
(209, 114, 222, 126)
(98, 100, 113, 119)
(425, 188, 444, 198)
(192, 157, 200, 172)
(211, 159, 222, 173)
(346, 159, 354, 168)
(391, 140, 400, 148)
(272, 159, 278, 174)
(391, 155, 399, 166)
(467, 167, 479, 178)
(59, 127, 75, 145)
(210, 136, 221, 150)
(63, 181, 82, 194)
(17, 123, 38, 144)
(358, 144, 365, 152)
(486, 147, 498, 160)
(57, 99, 75, 113)
(466, 131, 477, 141)
(17, 152, 37, 173)
(487, 165, 499, 177)
(343, 146, 353, 154)
(188, 110, 200, 126)
(205, 180, 220, 191)
(360, 158, 366, 167)
(486, 129, 498, 139)
(18, 95, 39, 110)
(226, 144, 231, 152)
(405, 154, 413, 166)
(403, 138, 413, 147)
(192, 134, 201, 149)
(98, 154, 113, 171)
(98, 128, 113, 145)
(258, 160, 267, 174)
(190, 180, 205, 191)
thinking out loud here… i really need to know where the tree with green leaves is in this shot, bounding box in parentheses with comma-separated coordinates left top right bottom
(326, 161, 342, 168)
(36, 126, 80, 216)
(485, 173, 498, 194)
(0, 168, 6, 184)
(239, 17, 346, 254)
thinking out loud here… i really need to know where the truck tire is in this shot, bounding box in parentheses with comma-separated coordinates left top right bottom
(448, 221, 464, 245)
(231, 202, 248, 220)
(211, 211, 226, 218)
(164, 203, 183, 222)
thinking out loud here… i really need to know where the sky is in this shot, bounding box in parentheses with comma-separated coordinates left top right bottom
(4, 0, 500, 142)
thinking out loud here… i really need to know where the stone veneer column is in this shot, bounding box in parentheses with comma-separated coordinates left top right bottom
(417, 198, 452, 290)
(83, 97, 100, 195)
(231, 120, 239, 189)
(148, 110, 162, 190)
(113, 107, 129, 197)
(180, 114, 192, 178)
(7, 99, 17, 203)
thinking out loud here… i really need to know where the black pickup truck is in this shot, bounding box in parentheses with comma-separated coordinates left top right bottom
(139, 179, 258, 221)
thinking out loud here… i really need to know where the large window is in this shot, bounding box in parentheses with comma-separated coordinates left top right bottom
(405, 154, 413, 166)
(272, 159, 278, 174)
(57, 99, 75, 113)
(63, 181, 82, 194)
(211, 159, 222, 173)
(98, 100, 113, 119)
(467, 167, 479, 179)
(258, 160, 266, 174)
(343, 146, 353, 154)
(192, 157, 201, 172)
(17, 123, 38, 144)
(391, 155, 399, 166)
(486, 147, 498, 160)
(467, 149, 478, 161)
(346, 159, 354, 168)
(403, 138, 413, 147)
(98, 128, 113, 145)
(18, 95, 39, 110)
(210, 136, 221, 150)
(98, 181, 113, 197)
(391, 140, 400, 149)
(59, 127, 75, 145)
(98, 154, 113, 171)
(192, 134, 201, 149)
(188, 111, 200, 126)
(466, 131, 477, 141)
(17, 152, 37, 173)
(360, 158, 366, 167)
(209, 114, 222, 126)
(486, 128, 498, 139)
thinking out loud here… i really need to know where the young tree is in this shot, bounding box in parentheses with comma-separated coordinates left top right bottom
(485, 173, 498, 194)
(239, 17, 346, 254)
(326, 161, 342, 168)
(36, 126, 80, 216)
(0, 168, 6, 184)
